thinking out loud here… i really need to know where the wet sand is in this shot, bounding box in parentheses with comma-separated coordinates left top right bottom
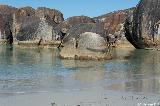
(0, 90, 160, 106)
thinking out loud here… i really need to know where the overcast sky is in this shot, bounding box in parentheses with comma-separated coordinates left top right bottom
(0, 0, 140, 19)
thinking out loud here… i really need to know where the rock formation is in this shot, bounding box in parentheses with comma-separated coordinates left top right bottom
(94, 8, 135, 47)
(0, 5, 64, 44)
(0, 5, 134, 47)
(0, 5, 17, 44)
(53, 16, 95, 40)
(63, 23, 106, 43)
(60, 23, 112, 60)
(0, 4, 139, 60)
(124, 0, 160, 49)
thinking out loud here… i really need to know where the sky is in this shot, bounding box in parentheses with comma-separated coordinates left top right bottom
(0, 0, 140, 19)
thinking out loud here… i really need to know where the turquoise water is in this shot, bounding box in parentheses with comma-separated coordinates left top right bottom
(0, 46, 160, 95)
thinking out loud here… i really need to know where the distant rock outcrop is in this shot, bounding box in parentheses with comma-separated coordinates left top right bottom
(63, 23, 106, 43)
(0, 5, 64, 44)
(54, 16, 95, 40)
(0, 4, 136, 50)
(124, 0, 160, 49)
(0, 5, 17, 44)
(94, 8, 135, 47)
(15, 7, 64, 42)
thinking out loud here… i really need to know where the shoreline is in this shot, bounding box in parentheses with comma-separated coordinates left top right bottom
(0, 40, 135, 49)
(0, 90, 160, 106)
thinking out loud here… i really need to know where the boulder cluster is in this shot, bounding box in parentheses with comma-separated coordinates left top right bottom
(1, 0, 158, 60)
(0, 5, 134, 60)
(0, 5, 63, 44)
(0, 5, 134, 45)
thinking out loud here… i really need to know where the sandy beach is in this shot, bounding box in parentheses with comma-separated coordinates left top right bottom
(0, 89, 160, 106)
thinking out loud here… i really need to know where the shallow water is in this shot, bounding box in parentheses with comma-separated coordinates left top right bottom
(0, 45, 160, 96)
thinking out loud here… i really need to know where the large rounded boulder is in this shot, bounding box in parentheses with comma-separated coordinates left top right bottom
(62, 23, 106, 43)
(60, 23, 112, 60)
(124, 0, 160, 49)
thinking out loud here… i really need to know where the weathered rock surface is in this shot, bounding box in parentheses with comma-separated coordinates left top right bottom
(15, 7, 64, 42)
(124, 0, 160, 49)
(0, 5, 64, 44)
(36, 7, 64, 24)
(94, 8, 134, 34)
(53, 16, 95, 40)
(56, 16, 95, 29)
(63, 23, 106, 43)
(0, 5, 17, 44)
(94, 8, 135, 47)
(60, 23, 112, 60)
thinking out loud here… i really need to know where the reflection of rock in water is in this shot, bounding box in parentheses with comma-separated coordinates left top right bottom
(0, 46, 60, 66)
(61, 59, 105, 82)
(107, 49, 160, 94)
(124, 49, 160, 93)
(111, 48, 136, 60)
(126, 49, 160, 72)
(0, 45, 14, 64)
(61, 59, 104, 68)
(71, 69, 105, 82)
